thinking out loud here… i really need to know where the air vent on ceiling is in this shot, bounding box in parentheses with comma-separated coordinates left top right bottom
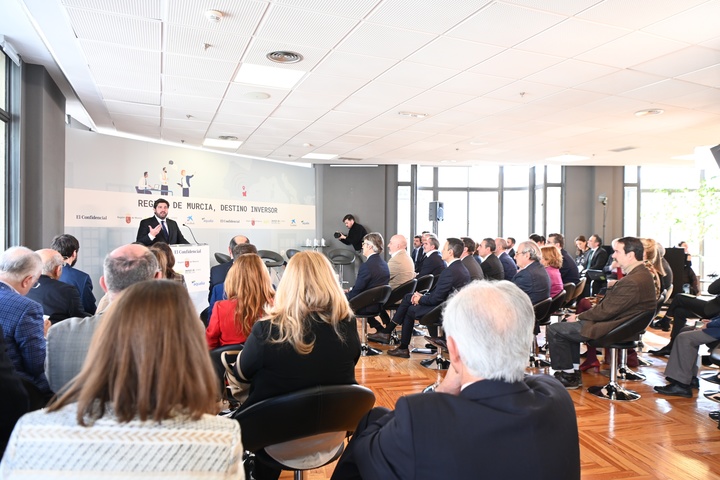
(609, 146, 637, 153)
(337, 157, 363, 161)
(266, 51, 303, 64)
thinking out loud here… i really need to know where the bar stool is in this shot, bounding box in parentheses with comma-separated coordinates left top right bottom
(348, 285, 392, 356)
(328, 249, 355, 286)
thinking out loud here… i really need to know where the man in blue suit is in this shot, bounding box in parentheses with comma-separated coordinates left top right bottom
(416, 234, 446, 279)
(346, 232, 390, 316)
(331, 281, 580, 480)
(495, 237, 518, 281)
(547, 233, 580, 285)
(370, 238, 470, 357)
(513, 240, 551, 305)
(411, 235, 425, 272)
(50, 234, 97, 315)
(0, 247, 52, 402)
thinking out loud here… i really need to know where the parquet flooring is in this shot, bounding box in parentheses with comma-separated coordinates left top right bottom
(278, 326, 720, 479)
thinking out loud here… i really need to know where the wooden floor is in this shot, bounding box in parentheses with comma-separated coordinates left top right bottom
(279, 326, 720, 479)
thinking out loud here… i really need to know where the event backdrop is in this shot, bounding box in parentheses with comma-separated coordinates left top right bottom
(64, 128, 316, 311)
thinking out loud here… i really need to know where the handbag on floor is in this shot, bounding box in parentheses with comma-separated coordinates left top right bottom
(221, 350, 250, 404)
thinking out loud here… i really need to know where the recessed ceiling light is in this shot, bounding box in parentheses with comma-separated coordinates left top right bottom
(635, 109, 664, 117)
(545, 154, 589, 162)
(398, 111, 428, 118)
(235, 64, 306, 89)
(243, 92, 271, 100)
(266, 51, 303, 64)
(469, 140, 487, 146)
(302, 153, 338, 160)
(203, 137, 243, 149)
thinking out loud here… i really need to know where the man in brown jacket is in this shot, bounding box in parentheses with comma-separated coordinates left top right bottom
(546, 236, 657, 389)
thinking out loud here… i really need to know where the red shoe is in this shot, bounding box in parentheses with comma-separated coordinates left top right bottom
(579, 359, 600, 372)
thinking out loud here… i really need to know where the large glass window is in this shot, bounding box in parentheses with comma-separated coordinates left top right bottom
(0, 51, 9, 249)
(397, 185, 411, 247)
(468, 191, 499, 240)
(416, 189, 434, 235)
(502, 190, 529, 240)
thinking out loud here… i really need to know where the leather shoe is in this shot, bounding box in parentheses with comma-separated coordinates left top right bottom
(654, 383, 692, 398)
(709, 411, 720, 421)
(424, 335, 447, 350)
(692, 376, 700, 389)
(650, 318, 670, 331)
(387, 347, 410, 358)
(367, 332, 391, 344)
(649, 346, 672, 357)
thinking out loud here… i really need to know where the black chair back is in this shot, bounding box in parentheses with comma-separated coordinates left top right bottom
(232, 384, 376, 453)
(285, 248, 300, 260)
(215, 252, 231, 264)
(418, 302, 444, 327)
(258, 250, 285, 268)
(533, 297, 552, 323)
(383, 278, 417, 309)
(588, 310, 656, 348)
(349, 285, 392, 317)
(562, 282, 575, 306)
(328, 249, 355, 265)
(654, 289, 667, 317)
(542, 290, 567, 324)
(415, 274, 434, 293)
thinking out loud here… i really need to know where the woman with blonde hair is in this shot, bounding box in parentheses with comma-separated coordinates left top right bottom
(235, 250, 360, 409)
(641, 237, 664, 300)
(1, 280, 244, 478)
(206, 254, 274, 348)
(540, 245, 564, 298)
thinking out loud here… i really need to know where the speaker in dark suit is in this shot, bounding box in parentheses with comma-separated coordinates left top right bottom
(136, 199, 189, 247)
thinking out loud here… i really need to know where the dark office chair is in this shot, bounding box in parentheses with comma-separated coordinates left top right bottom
(528, 297, 552, 368)
(349, 285, 392, 356)
(380, 278, 417, 346)
(258, 250, 285, 283)
(418, 303, 448, 370)
(328, 249, 355, 286)
(232, 385, 376, 480)
(215, 252, 231, 264)
(415, 274, 434, 294)
(285, 248, 300, 260)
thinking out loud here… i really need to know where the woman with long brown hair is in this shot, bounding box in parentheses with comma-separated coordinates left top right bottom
(206, 254, 274, 348)
(1, 280, 243, 478)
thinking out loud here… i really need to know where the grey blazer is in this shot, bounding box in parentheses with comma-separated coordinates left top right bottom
(45, 313, 103, 393)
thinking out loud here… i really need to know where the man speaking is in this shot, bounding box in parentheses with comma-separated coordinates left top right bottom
(136, 198, 190, 246)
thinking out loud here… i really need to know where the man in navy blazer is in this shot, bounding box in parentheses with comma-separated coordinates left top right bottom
(26, 249, 88, 324)
(136, 198, 190, 247)
(495, 237, 518, 281)
(50, 234, 97, 315)
(369, 238, 469, 357)
(410, 235, 425, 272)
(331, 281, 580, 480)
(548, 233, 580, 285)
(513, 240, 551, 305)
(416, 234, 446, 279)
(347, 233, 390, 316)
(477, 238, 504, 281)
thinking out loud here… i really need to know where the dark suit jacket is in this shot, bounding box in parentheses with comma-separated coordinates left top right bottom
(587, 247, 608, 271)
(417, 250, 445, 278)
(347, 254, 390, 302)
(418, 260, 470, 308)
(339, 223, 367, 251)
(480, 254, 504, 281)
(411, 247, 426, 273)
(513, 261, 551, 305)
(58, 265, 96, 315)
(461, 255, 483, 282)
(0, 324, 29, 456)
(26, 275, 88, 323)
(332, 375, 580, 480)
(136, 216, 189, 246)
(559, 248, 580, 285)
(507, 247, 516, 259)
(209, 261, 233, 301)
(498, 252, 518, 281)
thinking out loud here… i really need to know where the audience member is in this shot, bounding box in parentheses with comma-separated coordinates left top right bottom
(0, 247, 50, 404)
(149, 244, 169, 278)
(540, 245, 564, 298)
(547, 233, 580, 285)
(347, 233, 390, 301)
(330, 281, 580, 480)
(0, 325, 29, 457)
(387, 234, 415, 289)
(26, 249, 88, 323)
(411, 235, 425, 272)
(416, 233, 445, 278)
(45, 244, 160, 393)
(152, 241, 186, 286)
(574, 235, 590, 269)
(2, 280, 243, 479)
(370, 239, 470, 357)
(209, 234, 250, 300)
(460, 237, 484, 281)
(208, 243, 259, 318)
(477, 238, 504, 281)
(657, 243, 673, 293)
(506, 237, 516, 259)
(495, 237, 517, 281)
(513, 241, 551, 304)
(547, 237, 657, 389)
(529, 233, 546, 246)
(641, 237, 664, 300)
(582, 234, 609, 296)
(50, 234, 97, 314)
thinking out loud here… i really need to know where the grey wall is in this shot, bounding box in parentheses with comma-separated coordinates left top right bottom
(19, 63, 66, 248)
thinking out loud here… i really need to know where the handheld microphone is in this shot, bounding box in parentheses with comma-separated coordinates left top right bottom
(182, 224, 199, 244)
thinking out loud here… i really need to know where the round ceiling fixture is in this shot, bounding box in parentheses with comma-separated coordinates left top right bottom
(204, 9, 223, 23)
(244, 92, 271, 100)
(266, 51, 304, 64)
(635, 109, 664, 117)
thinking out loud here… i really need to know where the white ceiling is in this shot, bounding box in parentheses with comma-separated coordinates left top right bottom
(2, 0, 719, 166)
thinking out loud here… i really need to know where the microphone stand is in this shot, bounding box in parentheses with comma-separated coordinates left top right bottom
(183, 224, 199, 244)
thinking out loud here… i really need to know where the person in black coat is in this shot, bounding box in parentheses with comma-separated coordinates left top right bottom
(330, 281, 580, 480)
(547, 233, 580, 285)
(337, 214, 367, 252)
(513, 241, 551, 305)
(581, 234, 608, 296)
(136, 198, 189, 246)
(477, 238, 504, 281)
(416, 234, 446, 279)
(369, 239, 470, 358)
(346, 233, 390, 315)
(495, 237, 518, 281)
(26, 250, 89, 323)
(0, 324, 29, 457)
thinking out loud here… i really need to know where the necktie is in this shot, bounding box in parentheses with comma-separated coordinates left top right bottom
(161, 220, 169, 240)
(586, 249, 594, 268)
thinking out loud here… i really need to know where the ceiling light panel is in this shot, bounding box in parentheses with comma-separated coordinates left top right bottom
(257, 4, 359, 50)
(576, 31, 686, 69)
(515, 18, 630, 58)
(162, 76, 229, 98)
(97, 86, 160, 105)
(60, 0, 161, 18)
(337, 23, 436, 60)
(449, 2, 564, 47)
(406, 36, 503, 70)
(577, 0, 707, 30)
(167, 0, 266, 34)
(65, 7, 160, 49)
(368, 0, 490, 33)
(164, 53, 238, 81)
(165, 25, 252, 61)
(314, 51, 397, 80)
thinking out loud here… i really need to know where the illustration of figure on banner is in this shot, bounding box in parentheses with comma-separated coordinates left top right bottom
(136, 171, 151, 194)
(161, 166, 169, 195)
(177, 169, 195, 197)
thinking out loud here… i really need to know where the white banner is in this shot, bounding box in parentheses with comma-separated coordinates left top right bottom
(171, 244, 211, 314)
(64, 188, 316, 231)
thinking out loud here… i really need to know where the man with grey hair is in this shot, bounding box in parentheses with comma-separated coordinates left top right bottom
(45, 243, 160, 392)
(0, 247, 50, 400)
(513, 240, 551, 304)
(416, 233, 445, 278)
(26, 249, 88, 324)
(330, 281, 580, 480)
(347, 233, 390, 308)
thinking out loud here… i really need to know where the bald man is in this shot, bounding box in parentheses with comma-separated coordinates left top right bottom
(209, 234, 250, 300)
(387, 235, 415, 289)
(26, 249, 88, 324)
(45, 244, 161, 393)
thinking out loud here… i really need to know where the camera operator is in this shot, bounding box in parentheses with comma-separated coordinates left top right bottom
(336, 214, 367, 253)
